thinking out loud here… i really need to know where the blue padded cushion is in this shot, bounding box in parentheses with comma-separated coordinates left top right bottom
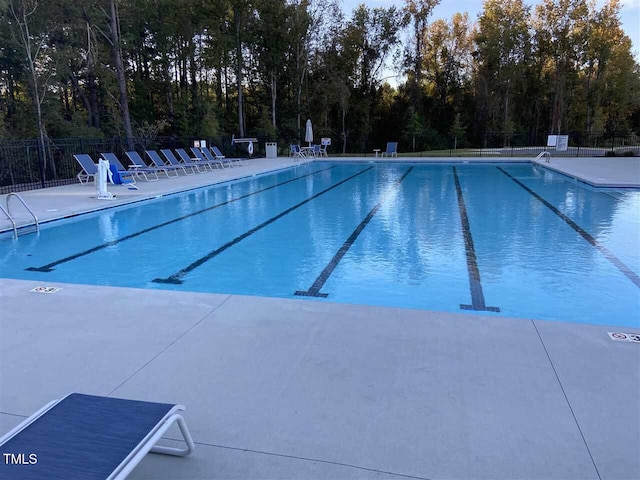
(0, 393, 174, 480)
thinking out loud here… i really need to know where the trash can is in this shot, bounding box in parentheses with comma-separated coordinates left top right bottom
(265, 142, 277, 159)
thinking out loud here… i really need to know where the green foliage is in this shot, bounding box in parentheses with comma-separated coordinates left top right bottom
(449, 113, 466, 148)
(0, 0, 637, 153)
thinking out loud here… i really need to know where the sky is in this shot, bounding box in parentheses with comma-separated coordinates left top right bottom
(340, 0, 640, 63)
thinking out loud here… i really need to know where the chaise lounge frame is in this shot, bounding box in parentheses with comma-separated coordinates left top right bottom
(0, 393, 195, 480)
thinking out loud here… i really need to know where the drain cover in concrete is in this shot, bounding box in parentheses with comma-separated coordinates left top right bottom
(30, 286, 61, 294)
(608, 332, 640, 343)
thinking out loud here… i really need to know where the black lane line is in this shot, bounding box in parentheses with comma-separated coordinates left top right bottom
(453, 167, 500, 312)
(497, 166, 640, 288)
(295, 167, 414, 298)
(154, 167, 375, 284)
(26, 165, 337, 272)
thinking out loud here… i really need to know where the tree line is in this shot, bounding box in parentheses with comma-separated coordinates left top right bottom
(1, 0, 638, 155)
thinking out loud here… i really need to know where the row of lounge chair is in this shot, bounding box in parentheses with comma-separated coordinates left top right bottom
(75, 146, 245, 184)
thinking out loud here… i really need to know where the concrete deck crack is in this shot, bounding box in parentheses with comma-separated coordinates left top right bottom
(530, 320, 602, 480)
(0, 410, 27, 418)
(162, 437, 433, 480)
(106, 294, 233, 397)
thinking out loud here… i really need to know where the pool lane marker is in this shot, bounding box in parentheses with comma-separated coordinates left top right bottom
(154, 167, 375, 285)
(295, 167, 414, 298)
(26, 165, 337, 273)
(497, 166, 640, 289)
(452, 167, 500, 312)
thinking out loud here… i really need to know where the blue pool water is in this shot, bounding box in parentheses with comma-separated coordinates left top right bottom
(1, 162, 639, 327)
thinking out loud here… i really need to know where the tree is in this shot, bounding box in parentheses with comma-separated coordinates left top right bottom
(580, 0, 639, 134)
(474, 0, 531, 140)
(423, 13, 472, 125)
(403, 106, 424, 152)
(534, 0, 589, 134)
(8, 0, 57, 186)
(231, 0, 249, 137)
(449, 112, 465, 149)
(404, 0, 440, 104)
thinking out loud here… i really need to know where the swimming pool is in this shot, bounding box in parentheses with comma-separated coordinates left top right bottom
(1, 162, 639, 327)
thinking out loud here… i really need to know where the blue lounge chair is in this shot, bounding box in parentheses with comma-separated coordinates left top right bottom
(189, 147, 220, 171)
(101, 153, 157, 182)
(125, 151, 177, 179)
(144, 150, 182, 178)
(381, 142, 398, 158)
(175, 149, 209, 173)
(74, 154, 99, 184)
(211, 146, 244, 166)
(0, 393, 194, 480)
(199, 147, 227, 169)
(160, 149, 198, 175)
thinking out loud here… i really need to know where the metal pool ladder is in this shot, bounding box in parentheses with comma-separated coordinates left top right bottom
(534, 151, 551, 163)
(1, 193, 39, 239)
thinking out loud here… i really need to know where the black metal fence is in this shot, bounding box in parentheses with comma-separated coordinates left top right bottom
(388, 130, 640, 158)
(1, 132, 638, 194)
(0, 135, 268, 194)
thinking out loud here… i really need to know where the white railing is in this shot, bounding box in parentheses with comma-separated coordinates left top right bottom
(2, 193, 39, 238)
(534, 151, 551, 163)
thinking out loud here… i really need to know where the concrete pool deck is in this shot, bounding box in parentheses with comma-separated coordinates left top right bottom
(532, 156, 640, 188)
(1, 278, 639, 479)
(0, 155, 639, 478)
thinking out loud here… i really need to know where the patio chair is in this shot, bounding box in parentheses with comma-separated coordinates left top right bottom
(160, 149, 198, 175)
(312, 144, 321, 157)
(125, 151, 178, 179)
(381, 142, 398, 158)
(101, 153, 158, 182)
(199, 147, 227, 169)
(189, 147, 219, 171)
(0, 393, 194, 480)
(74, 154, 99, 184)
(211, 146, 244, 166)
(174, 149, 209, 174)
(144, 150, 183, 178)
(290, 144, 305, 161)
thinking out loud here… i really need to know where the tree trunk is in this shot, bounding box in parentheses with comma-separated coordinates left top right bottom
(189, 38, 199, 127)
(12, 0, 49, 187)
(32, 83, 48, 188)
(7, 72, 16, 118)
(271, 72, 277, 128)
(110, 0, 133, 149)
(342, 107, 347, 154)
(69, 73, 92, 125)
(215, 55, 223, 111)
(88, 71, 100, 128)
(234, 5, 245, 137)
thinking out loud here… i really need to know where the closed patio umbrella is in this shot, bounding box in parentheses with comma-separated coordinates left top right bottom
(305, 119, 313, 147)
